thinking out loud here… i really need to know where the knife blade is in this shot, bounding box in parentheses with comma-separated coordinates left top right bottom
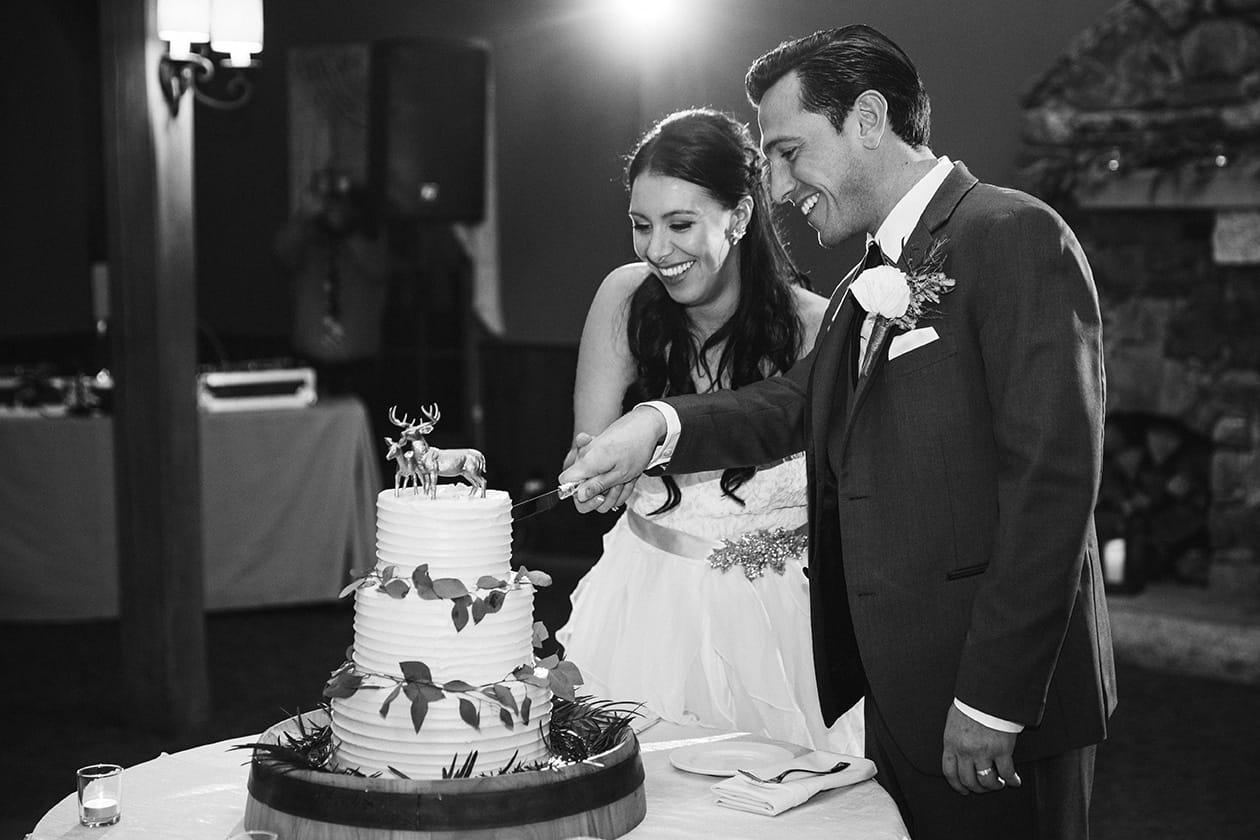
(511, 482, 578, 521)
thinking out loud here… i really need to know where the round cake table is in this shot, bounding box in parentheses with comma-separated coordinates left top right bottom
(26, 721, 909, 839)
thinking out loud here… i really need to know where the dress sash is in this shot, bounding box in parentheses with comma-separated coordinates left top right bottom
(624, 510, 808, 580)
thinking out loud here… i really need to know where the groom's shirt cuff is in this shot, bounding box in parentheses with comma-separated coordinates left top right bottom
(640, 400, 680, 469)
(955, 699, 1024, 733)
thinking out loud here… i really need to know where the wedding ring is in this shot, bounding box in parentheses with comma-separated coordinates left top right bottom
(976, 767, 994, 777)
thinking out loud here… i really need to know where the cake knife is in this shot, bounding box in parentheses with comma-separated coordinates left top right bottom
(511, 481, 578, 521)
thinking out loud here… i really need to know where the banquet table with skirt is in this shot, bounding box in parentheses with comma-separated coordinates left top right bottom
(0, 397, 381, 621)
(26, 722, 909, 839)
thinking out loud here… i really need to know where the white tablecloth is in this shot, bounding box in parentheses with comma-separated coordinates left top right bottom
(0, 398, 380, 621)
(27, 722, 908, 839)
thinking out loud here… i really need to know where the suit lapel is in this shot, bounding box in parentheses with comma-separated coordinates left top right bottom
(834, 162, 980, 456)
(901, 161, 979, 268)
(808, 264, 863, 476)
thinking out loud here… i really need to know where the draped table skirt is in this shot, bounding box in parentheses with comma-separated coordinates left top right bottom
(0, 397, 380, 621)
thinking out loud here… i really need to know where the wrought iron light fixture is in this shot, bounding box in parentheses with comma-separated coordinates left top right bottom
(157, 0, 264, 116)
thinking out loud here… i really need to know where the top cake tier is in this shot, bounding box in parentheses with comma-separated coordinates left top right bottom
(376, 486, 512, 579)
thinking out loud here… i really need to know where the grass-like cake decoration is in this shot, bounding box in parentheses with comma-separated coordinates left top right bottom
(238, 695, 641, 780)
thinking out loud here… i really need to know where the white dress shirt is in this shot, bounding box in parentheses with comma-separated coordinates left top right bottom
(857, 157, 954, 366)
(641, 157, 1021, 734)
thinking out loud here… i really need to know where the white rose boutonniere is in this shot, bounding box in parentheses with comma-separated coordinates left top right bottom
(849, 237, 956, 377)
(850, 265, 911, 320)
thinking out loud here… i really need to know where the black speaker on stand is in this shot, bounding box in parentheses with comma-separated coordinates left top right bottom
(369, 38, 489, 450)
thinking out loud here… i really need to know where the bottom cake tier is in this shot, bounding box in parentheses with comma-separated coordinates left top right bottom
(245, 710, 647, 840)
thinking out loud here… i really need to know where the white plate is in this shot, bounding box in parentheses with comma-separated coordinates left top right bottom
(668, 740, 795, 777)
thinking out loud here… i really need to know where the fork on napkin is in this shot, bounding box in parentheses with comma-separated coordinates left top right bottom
(712, 750, 876, 815)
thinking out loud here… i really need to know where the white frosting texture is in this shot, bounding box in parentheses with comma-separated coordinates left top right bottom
(330, 486, 553, 778)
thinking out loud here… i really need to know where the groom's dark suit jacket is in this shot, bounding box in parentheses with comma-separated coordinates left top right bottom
(663, 163, 1117, 773)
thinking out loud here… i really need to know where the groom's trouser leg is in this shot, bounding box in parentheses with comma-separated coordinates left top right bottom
(865, 691, 1095, 840)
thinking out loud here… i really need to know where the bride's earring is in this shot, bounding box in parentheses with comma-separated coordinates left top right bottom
(728, 227, 745, 244)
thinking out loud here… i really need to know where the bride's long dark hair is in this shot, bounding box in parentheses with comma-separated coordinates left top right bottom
(621, 108, 809, 513)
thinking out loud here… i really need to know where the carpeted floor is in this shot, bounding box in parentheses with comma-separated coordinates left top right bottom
(3, 552, 1258, 839)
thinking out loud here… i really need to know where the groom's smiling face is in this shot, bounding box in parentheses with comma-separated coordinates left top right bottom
(758, 71, 879, 248)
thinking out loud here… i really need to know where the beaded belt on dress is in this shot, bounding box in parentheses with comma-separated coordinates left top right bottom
(624, 509, 808, 580)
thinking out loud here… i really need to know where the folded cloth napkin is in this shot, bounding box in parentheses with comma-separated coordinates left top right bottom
(711, 750, 877, 816)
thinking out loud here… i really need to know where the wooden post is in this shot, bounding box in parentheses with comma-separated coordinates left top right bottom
(98, 0, 210, 731)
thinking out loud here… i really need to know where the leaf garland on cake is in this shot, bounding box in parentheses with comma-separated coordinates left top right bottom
(322, 627, 586, 733)
(341, 563, 553, 633)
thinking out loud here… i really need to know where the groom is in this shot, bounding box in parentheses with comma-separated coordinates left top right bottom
(560, 24, 1116, 840)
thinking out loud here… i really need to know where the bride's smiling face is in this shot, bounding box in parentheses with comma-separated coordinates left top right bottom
(628, 173, 743, 311)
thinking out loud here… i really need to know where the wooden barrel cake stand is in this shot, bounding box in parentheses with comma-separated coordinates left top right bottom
(244, 712, 647, 839)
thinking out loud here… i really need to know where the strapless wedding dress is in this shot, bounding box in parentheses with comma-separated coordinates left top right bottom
(557, 454, 864, 753)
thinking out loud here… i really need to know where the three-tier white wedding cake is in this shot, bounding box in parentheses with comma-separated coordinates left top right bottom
(326, 485, 554, 778)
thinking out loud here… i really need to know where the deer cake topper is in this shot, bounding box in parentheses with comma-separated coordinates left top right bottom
(385, 404, 487, 499)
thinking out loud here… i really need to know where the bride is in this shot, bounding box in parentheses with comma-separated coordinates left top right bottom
(556, 108, 863, 753)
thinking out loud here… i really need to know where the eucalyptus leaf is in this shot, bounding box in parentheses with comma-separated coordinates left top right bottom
(485, 590, 506, 612)
(491, 684, 519, 715)
(471, 597, 488, 624)
(400, 661, 433, 683)
(532, 622, 549, 647)
(511, 664, 534, 681)
(338, 580, 363, 599)
(548, 670, 577, 702)
(419, 684, 446, 702)
(538, 654, 560, 670)
(409, 692, 430, 733)
(433, 578, 470, 599)
(381, 565, 396, 582)
(379, 684, 402, 718)
(521, 696, 532, 725)
(415, 581, 439, 600)
(476, 575, 506, 590)
(443, 679, 477, 692)
(382, 578, 410, 599)
(500, 707, 514, 730)
(554, 660, 584, 686)
(451, 596, 471, 632)
(525, 570, 553, 587)
(412, 564, 432, 588)
(459, 697, 480, 730)
(323, 671, 364, 699)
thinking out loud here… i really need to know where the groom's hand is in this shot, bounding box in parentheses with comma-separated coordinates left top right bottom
(564, 432, 636, 513)
(558, 406, 665, 510)
(941, 704, 1021, 795)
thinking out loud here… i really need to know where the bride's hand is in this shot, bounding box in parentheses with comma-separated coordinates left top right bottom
(573, 478, 635, 514)
(563, 432, 594, 471)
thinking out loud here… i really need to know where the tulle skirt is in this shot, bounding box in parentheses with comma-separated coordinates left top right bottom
(557, 513, 864, 753)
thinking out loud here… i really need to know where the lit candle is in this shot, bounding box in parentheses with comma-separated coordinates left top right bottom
(81, 796, 120, 824)
(1102, 538, 1126, 586)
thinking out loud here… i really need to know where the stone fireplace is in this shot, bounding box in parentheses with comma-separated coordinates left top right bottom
(1016, 0, 1260, 594)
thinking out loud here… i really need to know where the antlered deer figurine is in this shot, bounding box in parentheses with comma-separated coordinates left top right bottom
(387, 404, 487, 499)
